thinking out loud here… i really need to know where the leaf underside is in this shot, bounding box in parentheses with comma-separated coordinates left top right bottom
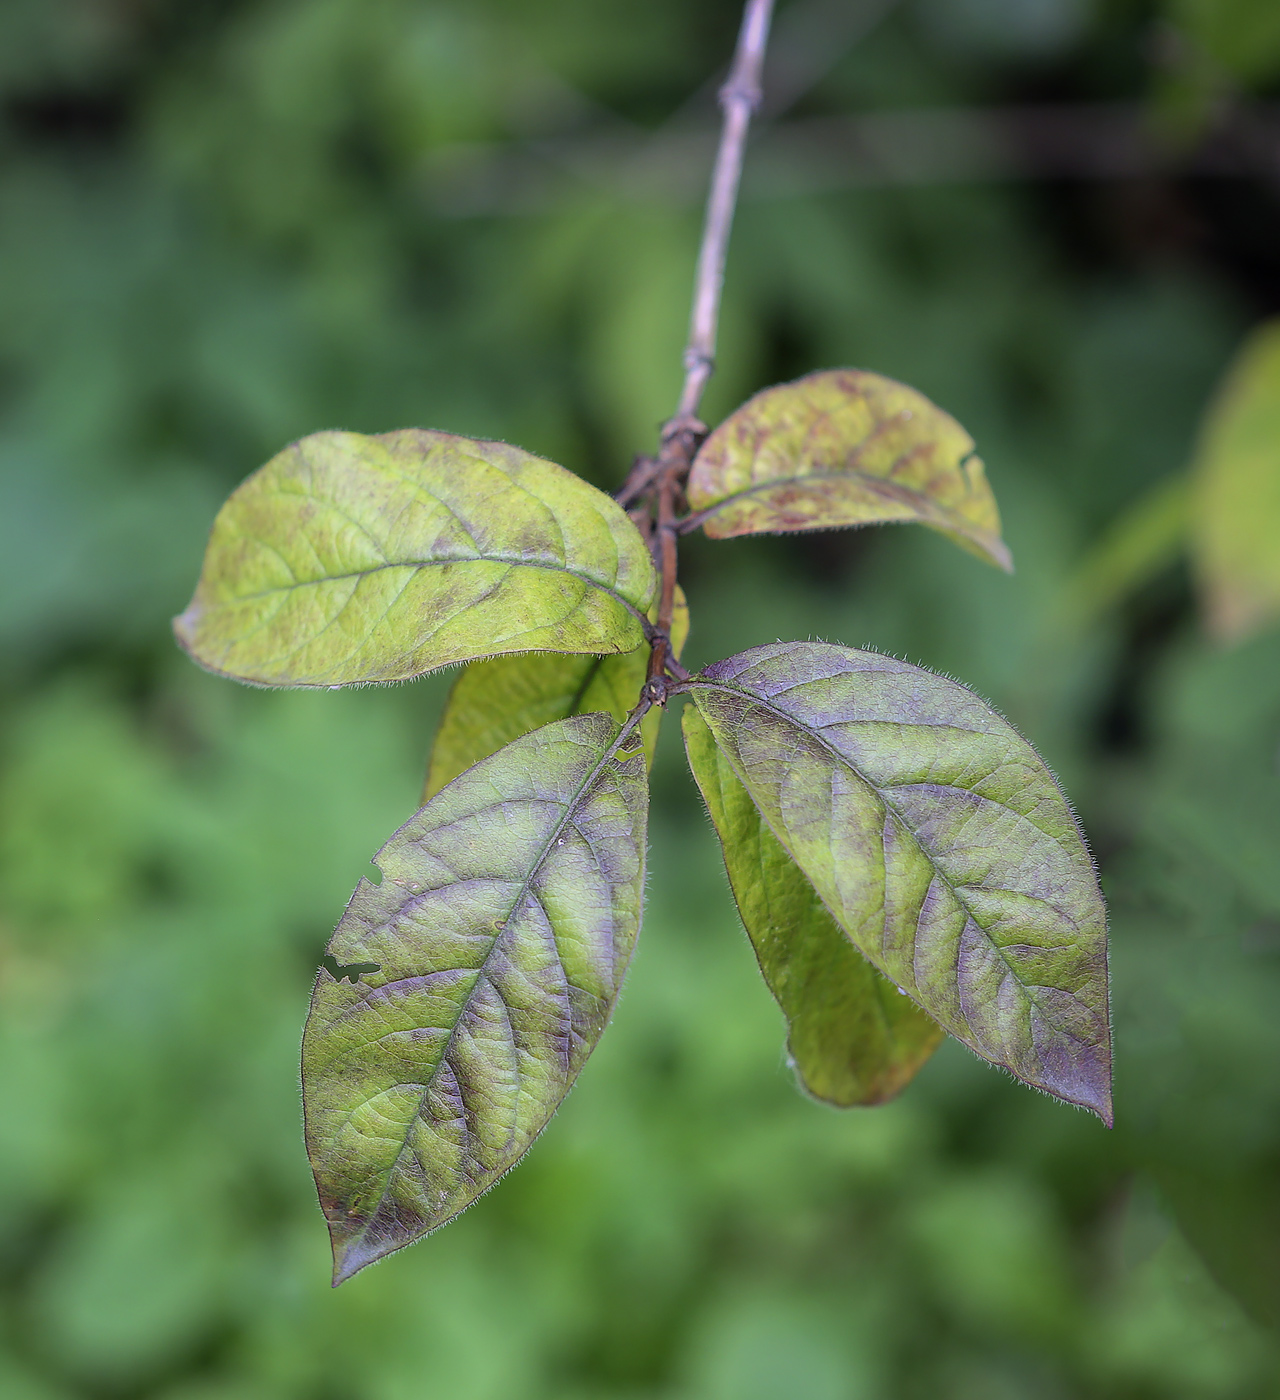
(688, 643, 1111, 1122)
(424, 587, 689, 800)
(1190, 318, 1280, 643)
(302, 713, 648, 1283)
(683, 706, 943, 1106)
(174, 429, 656, 687)
(687, 369, 1012, 571)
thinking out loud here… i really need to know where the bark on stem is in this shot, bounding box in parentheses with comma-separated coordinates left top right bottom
(673, 0, 775, 427)
(631, 0, 775, 690)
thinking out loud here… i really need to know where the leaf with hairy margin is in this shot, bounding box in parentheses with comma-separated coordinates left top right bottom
(687, 370, 1012, 571)
(686, 642, 1111, 1121)
(683, 705, 943, 1106)
(424, 588, 689, 799)
(174, 429, 656, 687)
(302, 713, 648, 1283)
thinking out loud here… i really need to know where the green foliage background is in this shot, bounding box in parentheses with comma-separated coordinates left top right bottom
(2, 0, 1279, 1395)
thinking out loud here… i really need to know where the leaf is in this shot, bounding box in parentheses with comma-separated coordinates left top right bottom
(686, 642, 1111, 1122)
(302, 713, 648, 1283)
(174, 430, 656, 687)
(1190, 319, 1280, 644)
(423, 588, 689, 799)
(683, 706, 943, 1106)
(686, 369, 1012, 571)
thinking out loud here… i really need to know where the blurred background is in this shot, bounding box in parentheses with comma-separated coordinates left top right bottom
(2, 1, 1280, 1396)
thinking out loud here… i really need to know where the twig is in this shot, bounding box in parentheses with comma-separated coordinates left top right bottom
(616, 454, 662, 510)
(646, 460, 682, 687)
(649, 0, 894, 165)
(619, 0, 775, 694)
(673, 0, 776, 428)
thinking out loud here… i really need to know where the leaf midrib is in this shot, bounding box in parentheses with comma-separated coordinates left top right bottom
(343, 714, 643, 1259)
(692, 463, 986, 532)
(220, 553, 651, 626)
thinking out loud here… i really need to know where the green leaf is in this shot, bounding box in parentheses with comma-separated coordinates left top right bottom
(686, 370, 1012, 572)
(302, 713, 648, 1283)
(174, 430, 656, 687)
(683, 705, 943, 1106)
(1190, 319, 1280, 643)
(423, 587, 689, 799)
(687, 643, 1111, 1122)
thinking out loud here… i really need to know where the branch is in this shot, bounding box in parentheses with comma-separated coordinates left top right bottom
(672, 0, 776, 428)
(623, 0, 776, 694)
(653, 0, 897, 148)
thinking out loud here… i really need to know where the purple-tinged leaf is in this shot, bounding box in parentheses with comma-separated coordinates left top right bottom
(687, 643, 1111, 1122)
(684, 705, 943, 1106)
(302, 713, 648, 1283)
(686, 370, 1012, 571)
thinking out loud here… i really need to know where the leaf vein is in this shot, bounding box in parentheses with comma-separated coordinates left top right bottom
(341, 721, 639, 1258)
(693, 680, 1089, 1042)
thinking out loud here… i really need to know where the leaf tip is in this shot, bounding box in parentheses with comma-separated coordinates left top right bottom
(329, 1247, 363, 1288)
(171, 606, 197, 650)
(1073, 1078, 1114, 1129)
(1040, 1050, 1113, 1127)
(963, 530, 1014, 573)
(327, 1216, 391, 1287)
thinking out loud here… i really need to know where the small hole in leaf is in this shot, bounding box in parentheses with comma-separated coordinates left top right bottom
(365, 864, 383, 886)
(321, 954, 381, 984)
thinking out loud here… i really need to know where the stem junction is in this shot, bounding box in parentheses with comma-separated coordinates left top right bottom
(617, 0, 775, 698)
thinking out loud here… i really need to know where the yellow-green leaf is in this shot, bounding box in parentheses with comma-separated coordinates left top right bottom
(687, 369, 1012, 571)
(683, 705, 943, 1106)
(423, 588, 689, 799)
(1190, 319, 1280, 643)
(174, 429, 656, 687)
